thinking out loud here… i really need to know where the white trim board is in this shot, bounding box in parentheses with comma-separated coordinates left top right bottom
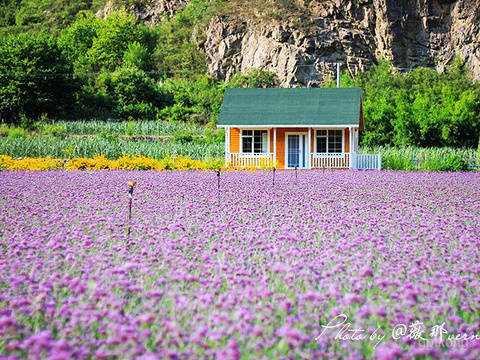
(285, 132, 309, 169)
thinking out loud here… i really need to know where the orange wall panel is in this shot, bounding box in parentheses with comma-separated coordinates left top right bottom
(230, 128, 240, 153)
(311, 128, 315, 153)
(270, 130, 274, 153)
(344, 128, 350, 153)
(276, 129, 285, 169)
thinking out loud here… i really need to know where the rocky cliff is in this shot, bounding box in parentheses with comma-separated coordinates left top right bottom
(126, 0, 480, 86)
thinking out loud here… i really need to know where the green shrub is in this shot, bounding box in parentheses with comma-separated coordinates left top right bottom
(41, 124, 67, 137)
(115, 103, 157, 121)
(97, 130, 120, 141)
(0, 125, 30, 138)
(427, 154, 468, 171)
(125, 121, 136, 136)
(0, 124, 11, 136)
(173, 130, 196, 143)
(477, 135, 480, 164)
(203, 128, 225, 143)
(7, 128, 28, 139)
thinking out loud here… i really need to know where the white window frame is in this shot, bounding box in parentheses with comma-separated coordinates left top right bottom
(240, 129, 270, 154)
(314, 128, 344, 154)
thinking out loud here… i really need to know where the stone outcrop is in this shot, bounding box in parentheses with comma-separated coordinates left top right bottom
(130, 0, 189, 25)
(200, 0, 480, 86)
(97, 0, 188, 23)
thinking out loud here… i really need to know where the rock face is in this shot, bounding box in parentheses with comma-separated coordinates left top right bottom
(97, 0, 188, 23)
(130, 0, 189, 25)
(201, 0, 480, 86)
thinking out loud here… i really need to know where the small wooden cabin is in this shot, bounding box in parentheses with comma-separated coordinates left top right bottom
(217, 87, 367, 169)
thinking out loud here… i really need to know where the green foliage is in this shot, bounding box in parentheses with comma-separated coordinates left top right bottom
(0, 31, 76, 124)
(88, 10, 150, 72)
(228, 68, 279, 88)
(59, 10, 156, 73)
(125, 121, 136, 136)
(158, 75, 224, 124)
(204, 128, 225, 143)
(151, 0, 216, 77)
(0, 124, 9, 136)
(97, 130, 120, 141)
(0, 136, 224, 159)
(426, 154, 468, 171)
(360, 146, 478, 171)
(0, 0, 22, 28)
(13, 0, 96, 31)
(345, 59, 480, 149)
(123, 41, 151, 71)
(108, 65, 167, 120)
(0, 124, 25, 137)
(41, 120, 205, 136)
(0, 0, 479, 149)
(56, 10, 164, 119)
(41, 124, 67, 137)
(173, 130, 196, 144)
(7, 127, 27, 139)
(478, 135, 480, 163)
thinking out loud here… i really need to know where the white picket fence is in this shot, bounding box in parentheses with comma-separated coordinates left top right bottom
(355, 153, 382, 170)
(311, 153, 350, 169)
(227, 153, 275, 168)
(225, 152, 382, 170)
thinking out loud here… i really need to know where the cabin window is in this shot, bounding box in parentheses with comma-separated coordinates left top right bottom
(242, 130, 268, 153)
(316, 130, 343, 153)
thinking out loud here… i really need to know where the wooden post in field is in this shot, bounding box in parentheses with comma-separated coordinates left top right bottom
(272, 167, 276, 187)
(216, 170, 221, 207)
(126, 181, 138, 236)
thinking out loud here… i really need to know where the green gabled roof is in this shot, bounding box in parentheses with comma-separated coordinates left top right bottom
(218, 87, 362, 127)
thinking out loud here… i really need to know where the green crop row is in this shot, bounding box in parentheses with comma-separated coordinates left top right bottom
(360, 146, 480, 170)
(0, 137, 224, 160)
(37, 120, 205, 136)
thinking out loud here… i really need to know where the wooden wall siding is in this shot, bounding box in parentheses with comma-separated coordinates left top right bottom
(344, 128, 350, 153)
(230, 128, 240, 153)
(270, 130, 274, 153)
(311, 128, 315, 153)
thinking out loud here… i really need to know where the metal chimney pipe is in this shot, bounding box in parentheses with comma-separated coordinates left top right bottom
(337, 63, 341, 88)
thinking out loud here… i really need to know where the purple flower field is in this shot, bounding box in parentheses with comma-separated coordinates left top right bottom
(1, 170, 479, 359)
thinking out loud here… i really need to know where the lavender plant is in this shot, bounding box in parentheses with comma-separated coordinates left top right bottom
(0, 170, 479, 358)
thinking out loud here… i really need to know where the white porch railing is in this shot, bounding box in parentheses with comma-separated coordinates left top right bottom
(227, 153, 275, 168)
(355, 153, 382, 170)
(311, 153, 350, 169)
(225, 152, 382, 170)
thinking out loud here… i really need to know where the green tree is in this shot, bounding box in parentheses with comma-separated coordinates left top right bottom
(58, 11, 100, 74)
(0, 0, 22, 28)
(158, 75, 224, 124)
(85, 10, 148, 72)
(123, 41, 151, 71)
(58, 10, 160, 119)
(14, 0, 95, 31)
(109, 65, 167, 120)
(0, 31, 76, 124)
(343, 58, 480, 148)
(354, 60, 397, 146)
(228, 68, 278, 88)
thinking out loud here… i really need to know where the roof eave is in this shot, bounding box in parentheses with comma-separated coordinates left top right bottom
(216, 124, 360, 128)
